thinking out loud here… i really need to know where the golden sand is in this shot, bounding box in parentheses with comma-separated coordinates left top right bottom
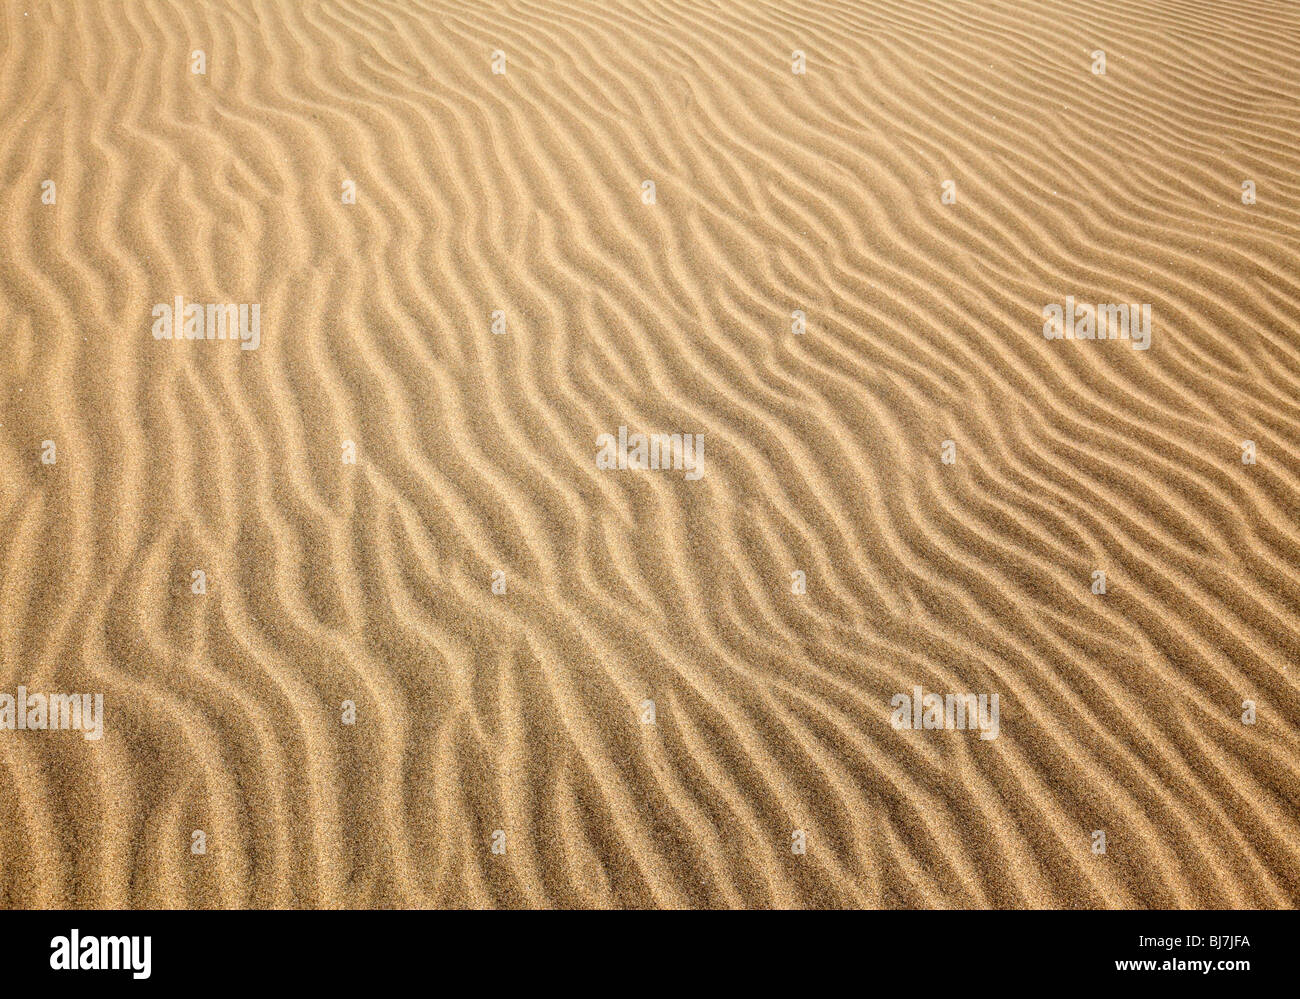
(1, 0, 1298, 908)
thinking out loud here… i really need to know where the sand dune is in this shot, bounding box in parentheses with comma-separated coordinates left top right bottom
(1, 0, 1298, 908)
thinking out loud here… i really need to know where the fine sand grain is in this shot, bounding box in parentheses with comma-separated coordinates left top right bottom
(1, 0, 1299, 908)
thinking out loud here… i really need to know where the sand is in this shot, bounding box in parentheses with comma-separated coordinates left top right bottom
(1, 0, 1298, 909)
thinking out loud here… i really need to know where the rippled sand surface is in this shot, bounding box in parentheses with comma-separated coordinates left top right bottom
(1, 0, 1298, 907)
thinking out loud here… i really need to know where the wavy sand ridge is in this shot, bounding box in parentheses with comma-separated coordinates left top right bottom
(0, 0, 1298, 908)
